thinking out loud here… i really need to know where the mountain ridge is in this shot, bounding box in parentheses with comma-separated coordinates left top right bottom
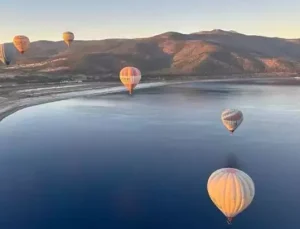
(1, 29, 300, 82)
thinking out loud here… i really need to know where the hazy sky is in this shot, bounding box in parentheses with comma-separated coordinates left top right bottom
(1, 0, 300, 42)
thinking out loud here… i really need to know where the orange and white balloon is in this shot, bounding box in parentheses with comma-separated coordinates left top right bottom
(207, 168, 255, 224)
(221, 109, 243, 133)
(119, 66, 141, 95)
(63, 31, 74, 47)
(13, 35, 30, 54)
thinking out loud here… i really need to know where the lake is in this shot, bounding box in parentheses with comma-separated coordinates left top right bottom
(0, 81, 299, 229)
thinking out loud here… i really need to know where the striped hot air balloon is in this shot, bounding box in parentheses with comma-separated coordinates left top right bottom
(221, 109, 243, 133)
(63, 32, 74, 47)
(207, 168, 255, 224)
(0, 43, 16, 65)
(119, 66, 141, 95)
(13, 35, 30, 54)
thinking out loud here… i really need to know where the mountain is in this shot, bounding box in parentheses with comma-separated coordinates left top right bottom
(1, 29, 300, 82)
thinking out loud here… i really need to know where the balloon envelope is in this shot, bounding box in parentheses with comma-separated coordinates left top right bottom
(119, 66, 141, 94)
(221, 109, 243, 133)
(0, 43, 16, 65)
(13, 35, 30, 54)
(63, 32, 74, 47)
(207, 168, 255, 222)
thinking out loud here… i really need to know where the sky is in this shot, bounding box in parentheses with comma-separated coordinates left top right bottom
(1, 0, 300, 42)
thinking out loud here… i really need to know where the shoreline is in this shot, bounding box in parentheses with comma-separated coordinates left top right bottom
(0, 76, 298, 122)
(0, 82, 172, 122)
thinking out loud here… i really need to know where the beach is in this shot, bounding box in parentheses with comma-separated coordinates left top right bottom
(0, 76, 298, 122)
(0, 81, 175, 122)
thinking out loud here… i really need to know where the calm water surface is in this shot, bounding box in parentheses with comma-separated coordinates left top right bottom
(0, 82, 299, 229)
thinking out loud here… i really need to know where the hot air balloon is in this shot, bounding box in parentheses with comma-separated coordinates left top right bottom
(13, 35, 30, 54)
(221, 109, 243, 133)
(120, 66, 141, 95)
(207, 168, 255, 224)
(0, 43, 16, 66)
(63, 32, 74, 47)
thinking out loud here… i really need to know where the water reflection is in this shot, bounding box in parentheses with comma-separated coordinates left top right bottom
(0, 82, 299, 228)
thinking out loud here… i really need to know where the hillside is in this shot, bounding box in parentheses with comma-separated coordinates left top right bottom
(1, 29, 300, 82)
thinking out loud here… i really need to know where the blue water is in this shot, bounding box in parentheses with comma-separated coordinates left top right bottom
(0, 82, 300, 229)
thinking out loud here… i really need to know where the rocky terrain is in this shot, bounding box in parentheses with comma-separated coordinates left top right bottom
(1, 29, 300, 83)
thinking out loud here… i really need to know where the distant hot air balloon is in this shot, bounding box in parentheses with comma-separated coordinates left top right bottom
(63, 32, 74, 47)
(221, 109, 243, 133)
(0, 43, 16, 65)
(207, 168, 255, 224)
(13, 35, 30, 54)
(120, 66, 141, 95)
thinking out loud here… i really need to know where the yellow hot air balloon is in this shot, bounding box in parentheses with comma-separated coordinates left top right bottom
(13, 35, 30, 54)
(63, 31, 74, 47)
(120, 66, 141, 95)
(221, 109, 243, 133)
(207, 168, 255, 224)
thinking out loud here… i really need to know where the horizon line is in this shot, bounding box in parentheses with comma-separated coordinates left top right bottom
(2, 29, 300, 43)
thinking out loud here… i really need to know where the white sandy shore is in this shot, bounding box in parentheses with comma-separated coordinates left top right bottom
(0, 77, 296, 122)
(0, 82, 174, 121)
